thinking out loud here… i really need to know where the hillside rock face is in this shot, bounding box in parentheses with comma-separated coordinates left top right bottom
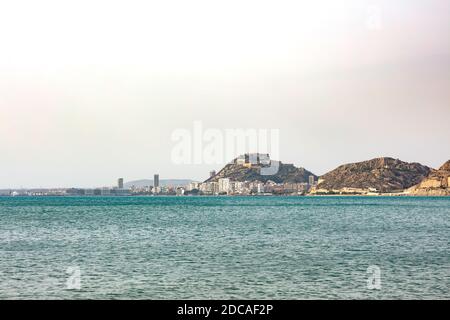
(406, 160, 450, 196)
(439, 160, 450, 171)
(205, 154, 317, 184)
(315, 157, 431, 193)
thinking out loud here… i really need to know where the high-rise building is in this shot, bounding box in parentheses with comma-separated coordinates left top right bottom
(210, 170, 216, 178)
(218, 178, 230, 194)
(187, 182, 200, 191)
(118, 178, 124, 189)
(257, 183, 264, 194)
(309, 175, 315, 185)
(212, 182, 219, 195)
(154, 174, 160, 188)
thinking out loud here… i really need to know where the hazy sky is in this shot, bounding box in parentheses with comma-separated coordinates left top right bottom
(0, 0, 449, 188)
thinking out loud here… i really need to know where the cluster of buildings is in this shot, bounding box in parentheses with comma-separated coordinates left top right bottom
(183, 176, 317, 196)
(128, 174, 187, 196)
(66, 174, 163, 196)
(0, 189, 68, 197)
(176, 153, 317, 196)
(1, 174, 188, 197)
(1, 173, 317, 197)
(2, 153, 318, 196)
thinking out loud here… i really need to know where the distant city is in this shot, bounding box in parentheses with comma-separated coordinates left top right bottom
(0, 173, 317, 197)
(2, 153, 448, 197)
(0, 154, 317, 197)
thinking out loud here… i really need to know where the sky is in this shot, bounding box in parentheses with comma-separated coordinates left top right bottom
(0, 0, 449, 188)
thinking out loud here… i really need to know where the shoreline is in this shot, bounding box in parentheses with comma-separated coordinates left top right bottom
(1, 193, 449, 198)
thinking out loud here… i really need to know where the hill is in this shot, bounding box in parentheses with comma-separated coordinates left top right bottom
(205, 154, 316, 184)
(406, 160, 450, 195)
(314, 157, 431, 193)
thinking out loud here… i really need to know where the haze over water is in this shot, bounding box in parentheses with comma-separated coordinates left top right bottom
(0, 196, 448, 299)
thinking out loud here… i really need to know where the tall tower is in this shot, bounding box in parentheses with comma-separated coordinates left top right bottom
(154, 174, 160, 188)
(118, 178, 124, 189)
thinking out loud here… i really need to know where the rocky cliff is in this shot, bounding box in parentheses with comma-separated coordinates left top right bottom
(205, 155, 317, 184)
(406, 160, 450, 195)
(315, 157, 431, 193)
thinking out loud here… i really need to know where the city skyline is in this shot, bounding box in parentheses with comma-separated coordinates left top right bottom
(1, 0, 449, 304)
(1, 0, 449, 188)
(1, 153, 450, 189)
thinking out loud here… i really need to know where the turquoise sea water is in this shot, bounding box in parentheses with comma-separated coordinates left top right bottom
(0, 196, 448, 299)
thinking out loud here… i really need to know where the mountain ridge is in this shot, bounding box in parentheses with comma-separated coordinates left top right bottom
(313, 157, 432, 193)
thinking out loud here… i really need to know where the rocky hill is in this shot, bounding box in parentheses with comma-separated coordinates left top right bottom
(314, 157, 431, 193)
(406, 160, 450, 195)
(205, 154, 317, 184)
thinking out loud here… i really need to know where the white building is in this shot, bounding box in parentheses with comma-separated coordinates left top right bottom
(212, 182, 219, 194)
(218, 178, 230, 194)
(199, 182, 213, 195)
(186, 182, 200, 191)
(235, 182, 246, 194)
(257, 183, 264, 194)
(259, 153, 271, 166)
(153, 186, 161, 194)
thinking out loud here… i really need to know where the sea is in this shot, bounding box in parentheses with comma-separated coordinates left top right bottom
(0, 196, 448, 299)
